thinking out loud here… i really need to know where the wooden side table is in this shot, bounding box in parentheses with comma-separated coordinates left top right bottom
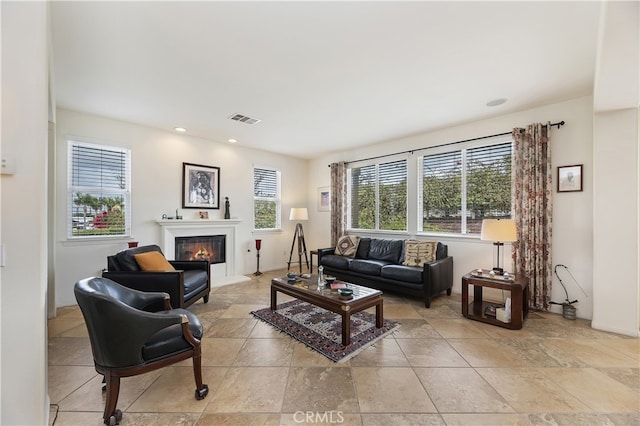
(462, 270, 529, 330)
(309, 250, 319, 274)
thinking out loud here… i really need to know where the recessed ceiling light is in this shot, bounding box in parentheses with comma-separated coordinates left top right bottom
(486, 98, 507, 107)
(227, 139, 237, 143)
(174, 127, 187, 132)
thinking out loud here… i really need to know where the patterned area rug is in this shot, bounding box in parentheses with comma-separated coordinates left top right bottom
(251, 299, 400, 362)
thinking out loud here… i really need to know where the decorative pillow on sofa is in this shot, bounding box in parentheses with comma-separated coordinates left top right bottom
(402, 241, 438, 267)
(335, 235, 360, 258)
(134, 251, 175, 271)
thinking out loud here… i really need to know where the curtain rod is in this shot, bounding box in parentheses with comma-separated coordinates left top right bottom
(329, 120, 565, 167)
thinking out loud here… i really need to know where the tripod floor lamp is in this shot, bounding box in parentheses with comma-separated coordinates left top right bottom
(287, 207, 309, 273)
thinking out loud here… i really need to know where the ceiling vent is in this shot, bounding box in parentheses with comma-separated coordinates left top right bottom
(228, 113, 261, 125)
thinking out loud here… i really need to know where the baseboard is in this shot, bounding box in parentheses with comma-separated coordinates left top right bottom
(211, 275, 251, 288)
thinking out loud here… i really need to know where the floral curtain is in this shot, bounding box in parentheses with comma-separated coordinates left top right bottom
(330, 162, 347, 246)
(512, 123, 553, 310)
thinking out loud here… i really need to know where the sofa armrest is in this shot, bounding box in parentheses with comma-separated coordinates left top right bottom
(102, 270, 185, 308)
(423, 256, 453, 293)
(317, 247, 336, 263)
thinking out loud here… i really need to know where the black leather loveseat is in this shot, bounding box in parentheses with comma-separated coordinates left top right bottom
(317, 237, 453, 308)
(103, 244, 210, 308)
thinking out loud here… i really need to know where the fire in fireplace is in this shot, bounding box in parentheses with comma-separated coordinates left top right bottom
(175, 235, 225, 264)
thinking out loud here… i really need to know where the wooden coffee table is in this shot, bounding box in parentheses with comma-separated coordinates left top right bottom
(270, 275, 383, 346)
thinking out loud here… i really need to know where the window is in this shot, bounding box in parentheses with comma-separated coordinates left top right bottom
(348, 158, 407, 231)
(253, 166, 281, 230)
(68, 140, 131, 238)
(419, 141, 512, 234)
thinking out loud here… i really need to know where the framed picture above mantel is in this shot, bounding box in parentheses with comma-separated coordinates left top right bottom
(182, 162, 220, 209)
(557, 164, 583, 193)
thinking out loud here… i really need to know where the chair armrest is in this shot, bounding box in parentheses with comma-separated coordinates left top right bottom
(89, 300, 185, 367)
(169, 260, 209, 272)
(117, 287, 171, 311)
(101, 270, 185, 308)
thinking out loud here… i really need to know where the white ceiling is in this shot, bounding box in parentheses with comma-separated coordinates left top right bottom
(50, 1, 603, 160)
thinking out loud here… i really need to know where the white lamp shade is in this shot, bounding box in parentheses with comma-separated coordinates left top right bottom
(480, 219, 517, 242)
(289, 207, 309, 221)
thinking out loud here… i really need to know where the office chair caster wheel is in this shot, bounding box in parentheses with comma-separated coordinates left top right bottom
(105, 409, 122, 426)
(195, 384, 209, 400)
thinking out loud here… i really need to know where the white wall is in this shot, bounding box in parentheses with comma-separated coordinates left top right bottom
(1, 1, 49, 424)
(307, 96, 596, 320)
(590, 0, 640, 337)
(592, 109, 639, 336)
(54, 109, 308, 307)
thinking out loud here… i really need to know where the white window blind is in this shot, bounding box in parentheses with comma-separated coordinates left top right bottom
(419, 141, 512, 234)
(67, 141, 131, 238)
(253, 167, 281, 230)
(348, 158, 407, 231)
(420, 151, 463, 233)
(465, 142, 513, 231)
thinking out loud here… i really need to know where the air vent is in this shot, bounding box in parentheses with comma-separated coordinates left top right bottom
(228, 113, 261, 125)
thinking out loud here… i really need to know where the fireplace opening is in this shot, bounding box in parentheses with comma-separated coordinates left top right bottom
(175, 235, 225, 264)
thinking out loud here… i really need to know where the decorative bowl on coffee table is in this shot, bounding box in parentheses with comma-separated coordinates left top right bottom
(337, 288, 353, 299)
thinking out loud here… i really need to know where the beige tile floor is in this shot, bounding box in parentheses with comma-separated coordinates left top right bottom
(49, 269, 640, 426)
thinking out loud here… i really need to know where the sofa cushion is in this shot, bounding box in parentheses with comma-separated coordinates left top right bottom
(116, 244, 164, 271)
(356, 238, 371, 259)
(436, 242, 448, 260)
(381, 264, 423, 284)
(402, 241, 437, 266)
(334, 235, 360, 257)
(321, 254, 351, 270)
(368, 239, 403, 263)
(134, 251, 176, 271)
(349, 259, 389, 276)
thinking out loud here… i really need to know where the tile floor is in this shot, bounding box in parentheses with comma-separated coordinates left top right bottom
(49, 269, 640, 425)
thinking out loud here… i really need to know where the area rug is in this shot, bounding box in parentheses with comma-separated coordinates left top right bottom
(251, 299, 400, 363)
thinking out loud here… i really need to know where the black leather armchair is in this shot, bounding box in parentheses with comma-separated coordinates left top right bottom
(102, 244, 210, 308)
(74, 277, 209, 425)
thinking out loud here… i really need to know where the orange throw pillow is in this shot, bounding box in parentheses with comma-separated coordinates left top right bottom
(134, 251, 175, 271)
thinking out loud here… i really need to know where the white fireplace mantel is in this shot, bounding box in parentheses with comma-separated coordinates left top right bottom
(156, 219, 249, 287)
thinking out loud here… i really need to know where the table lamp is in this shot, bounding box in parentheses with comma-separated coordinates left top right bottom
(480, 218, 517, 274)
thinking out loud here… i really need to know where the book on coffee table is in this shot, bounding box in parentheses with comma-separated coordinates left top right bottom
(330, 282, 346, 289)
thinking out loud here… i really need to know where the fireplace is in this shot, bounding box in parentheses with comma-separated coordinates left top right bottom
(175, 235, 225, 264)
(157, 218, 250, 288)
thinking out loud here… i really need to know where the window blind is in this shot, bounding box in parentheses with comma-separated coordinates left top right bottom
(68, 141, 131, 238)
(253, 167, 281, 230)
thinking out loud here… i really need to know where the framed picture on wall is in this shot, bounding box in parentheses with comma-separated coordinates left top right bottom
(182, 162, 220, 208)
(557, 164, 583, 192)
(318, 186, 331, 211)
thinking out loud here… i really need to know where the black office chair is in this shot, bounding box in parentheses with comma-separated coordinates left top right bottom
(74, 277, 209, 425)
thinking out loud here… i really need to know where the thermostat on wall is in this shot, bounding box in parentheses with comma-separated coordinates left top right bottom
(1, 158, 15, 175)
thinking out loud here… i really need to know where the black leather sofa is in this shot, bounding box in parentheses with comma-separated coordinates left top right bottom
(317, 237, 453, 308)
(102, 244, 210, 308)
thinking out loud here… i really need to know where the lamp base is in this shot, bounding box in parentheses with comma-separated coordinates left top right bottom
(492, 267, 504, 274)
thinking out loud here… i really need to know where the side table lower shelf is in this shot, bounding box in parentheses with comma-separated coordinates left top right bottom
(462, 271, 529, 330)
